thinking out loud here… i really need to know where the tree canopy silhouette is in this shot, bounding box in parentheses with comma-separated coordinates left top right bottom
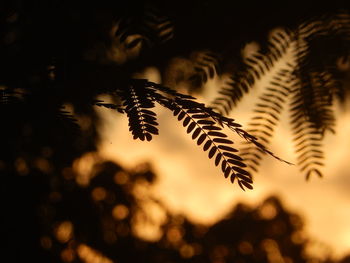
(4, 154, 350, 262)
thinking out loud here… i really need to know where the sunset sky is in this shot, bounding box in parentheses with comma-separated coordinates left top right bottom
(93, 65, 350, 260)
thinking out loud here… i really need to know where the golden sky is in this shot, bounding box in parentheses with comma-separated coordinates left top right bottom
(95, 66, 350, 260)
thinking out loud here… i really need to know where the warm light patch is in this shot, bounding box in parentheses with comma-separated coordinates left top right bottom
(76, 115, 92, 131)
(15, 158, 29, 175)
(291, 231, 305, 245)
(91, 187, 107, 201)
(337, 56, 350, 71)
(96, 53, 350, 258)
(167, 227, 183, 244)
(241, 41, 260, 59)
(261, 239, 284, 263)
(55, 221, 74, 243)
(73, 152, 100, 186)
(35, 157, 52, 174)
(112, 204, 129, 220)
(132, 200, 167, 241)
(259, 202, 277, 220)
(114, 171, 129, 185)
(77, 244, 113, 263)
(132, 66, 161, 84)
(180, 244, 195, 258)
(61, 248, 75, 263)
(132, 180, 150, 199)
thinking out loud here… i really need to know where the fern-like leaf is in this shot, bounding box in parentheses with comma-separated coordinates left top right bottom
(95, 79, 290, 188)
(289, 75, 325, 180)
(211, 29, 293, 115)
(93, 100, 126, 114)
(172, 100, 253, 190)
(171, 96, 293, 168)
(119, 80, 159, 141)
(143, 6, 174, 44)
(188, 50, 221, 86)
(240, 68, 292, 173)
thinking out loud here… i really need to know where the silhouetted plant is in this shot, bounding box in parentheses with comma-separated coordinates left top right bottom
(211, 11, 350, 179)
(90, 6, 350, 183)
(1, 2, 350, 188)
(2, 2, 350, 262)
(0, 1, 294, 190)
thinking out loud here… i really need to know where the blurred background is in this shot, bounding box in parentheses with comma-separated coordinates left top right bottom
(1, 1, 350, 262)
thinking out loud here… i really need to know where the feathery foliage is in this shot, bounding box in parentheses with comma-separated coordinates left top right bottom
(212, 11, 350, 179)
(93, 79, 287, 190)
(2, 2, 350, 190)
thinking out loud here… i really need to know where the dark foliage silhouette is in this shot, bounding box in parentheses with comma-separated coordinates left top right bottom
(8, 155, 348, 262)
(1, 0, 350, 261)
(0, 0, 299, 190)
(2, 0, 350, 188)
(210, 11, 350, 179)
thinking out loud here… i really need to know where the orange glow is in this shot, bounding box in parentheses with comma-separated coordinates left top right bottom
(73, 152, 100, 186)
(259, 202, 277, 220)
(91, 187, 107, 201)
(261, 239, 285, 263)
(55, 221, 74, 243)
(114, 171, 129, 185)
(61, 248, 76, 263)
(34, 157, 52, 174)
(77, 244, 113, 263)
(132, 181, 150, 199)
(166, 227, 183, 244)
(132, 200, 167, 241)
(96, 54, 350, 259)
(180, 244, 195, 258)
(112, 204, 129, 220)
(15, 158, 29, 175)
(291, 231, 305, 245)
(76, 115, 92, 131)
